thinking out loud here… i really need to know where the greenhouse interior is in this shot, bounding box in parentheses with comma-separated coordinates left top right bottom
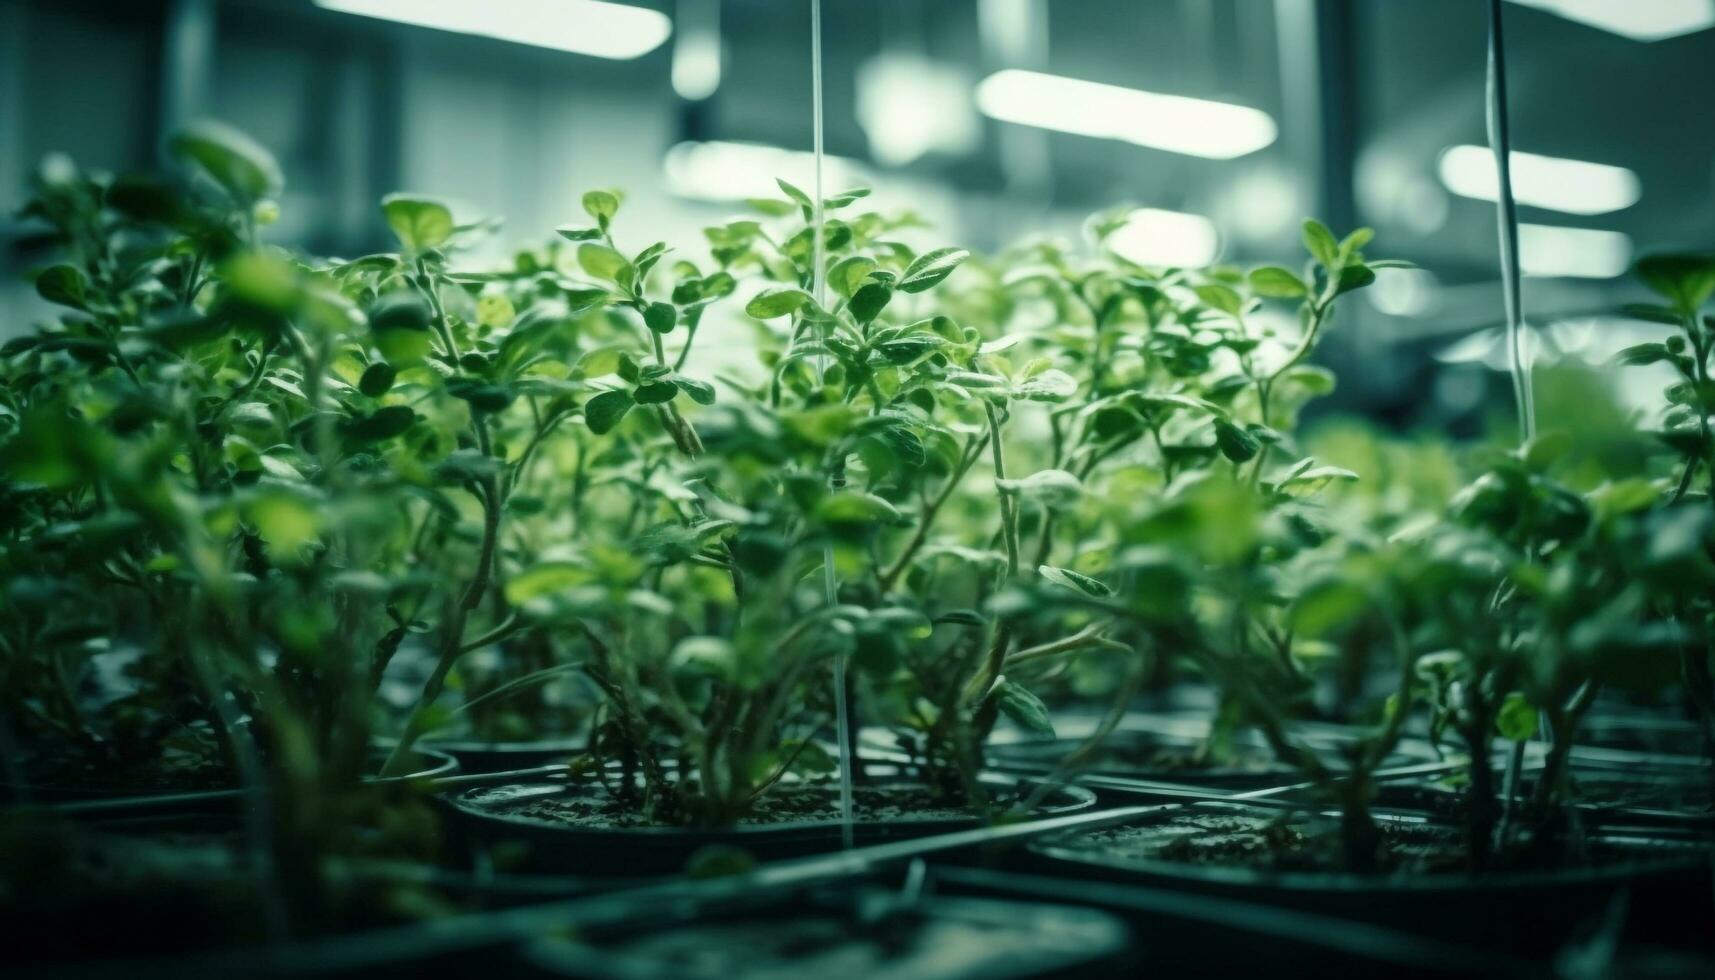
(3, 0, 1715, 975)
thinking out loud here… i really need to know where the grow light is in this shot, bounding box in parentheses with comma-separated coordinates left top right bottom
(1519, 223, 1632, 279)
(313, 0, 672, 60)
(672, 0, 721, 100)
(1437, 145, 1639, 216)
(1106, 208, 1220, 267)
(1508, 0, 1715, 42)
(857, 53, 980, 167)
(663, 140, 869, 202)
(974, 69, 1277, 160)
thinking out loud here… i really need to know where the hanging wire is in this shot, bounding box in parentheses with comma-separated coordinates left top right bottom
(808, 0, 856, 850)
(1486, 0, 1553, 806)
(1486, 0, 1536, 444)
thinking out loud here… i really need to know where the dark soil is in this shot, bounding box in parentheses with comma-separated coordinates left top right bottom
(1566, 770, 1713, 814)
(993, 734, 1281, 774)
(1049, 808, 1691, 876)
(1380, 765, 1714, 819)
(15, 749, 233, 798)
(466, 782, 1018, 830)
(993, 726, 1433, 779)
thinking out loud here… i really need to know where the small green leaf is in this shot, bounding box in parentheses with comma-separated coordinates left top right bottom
(671, 636, 737, 681)
(343, 405, 417, 444)
(1613, 342, 1671, 366)
(34, 264, 88, 309)
(1521, 430, 1571, 472)
(1249, 265, 1308, 299)
(505, 561, 590, 605)
(672, 374, 716, 405)
(1333, 263, 1377, 296)
(848, 282, 892, 325)
(633, 379, 679, 404)
(381, 194, 455, 252)
(556, 225, 602, 242)
(816, 490, 903, 524)
(830, 255, 877, 298)
(577, 243, 632, 284)
(997, 469, 1082, 507)
(993, 677, 1055, 737)
(1302, 219, 1340, 268)
(358, 362, 397, 397)
(644, 301, 677, 334)
(776, 179, 813, 216)
(584, 389, 634, 434)
(1290, 579, 1368, 636)
(898, 247, 970, 293)
(1213, 418, 1260, 462)
(368, 293, 434, 365)
(746, 197, 796, 217)
(1194, 283, 1245, 316)
(447, 378, 515, 414)
(1496, 692, 1539, 742)
(1635, 254, 1715, 314)
(169, 120, 284, 203)
(1037, 564, 1112, 597)
(1012, 369, 1078, 403)
(582, 190, 620, 229)
(744, 287, 811, 319)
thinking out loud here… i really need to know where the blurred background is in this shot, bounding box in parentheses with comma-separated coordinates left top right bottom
(2, 0, 1712, 431)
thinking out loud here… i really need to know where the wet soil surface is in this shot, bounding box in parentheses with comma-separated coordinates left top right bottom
(465, 782, 1030, 830)
(1048, 808, 1690, 875)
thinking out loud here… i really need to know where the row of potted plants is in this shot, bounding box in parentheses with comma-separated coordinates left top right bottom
(2, 121, 1712, 967)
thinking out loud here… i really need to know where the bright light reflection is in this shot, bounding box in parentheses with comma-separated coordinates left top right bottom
(858, 54, 979, 167)
(1438, 145, 1640, 216)
(1107, 208, 1220, 267)
(1508, 0, 1715, 41)
(314, 0, 672, 60)
(664, 141, 869, 202)
(1520, 223, 1632, 279)
(975, 69, 1277, 160)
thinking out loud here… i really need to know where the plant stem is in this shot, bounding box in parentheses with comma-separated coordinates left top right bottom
(984, 400, 1019, 582)
(381, 417, 502, 776)
(877, 430, 988, 592)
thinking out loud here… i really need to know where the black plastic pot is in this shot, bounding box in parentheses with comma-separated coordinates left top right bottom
(1576, 713, 1708, 759)
(929, 865, 1524, 978)
(518, 878, 1129, 979)
(27, 748, 460, 824)
(984, 719, 1437, 790)
(1372, 756, 1715, 835)
(1021, 800, 1714, 956)
(408, 737, 587, 776)
(440, 773, 1099, 876)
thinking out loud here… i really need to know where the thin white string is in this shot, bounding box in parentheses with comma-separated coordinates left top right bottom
(808, 0, 854, 850)
(1486, 0, 1535, 444)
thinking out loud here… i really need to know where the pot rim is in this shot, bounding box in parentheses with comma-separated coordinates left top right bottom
(1027, 799, 1710, 893)
(442, 773, 1098, 841)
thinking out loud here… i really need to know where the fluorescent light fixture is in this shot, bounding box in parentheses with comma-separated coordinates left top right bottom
(1107, 208, 1220, 267)
(1437, 145, 1640, 215)
(1508, 0, 1715, 42)
(672, 30, 721, 99)
(672, 0, 721, 100)
(1519, 223, 1632, 279)
(664, 141, 869, 202)
(857, 54, 980, 167)
(975, 69, 1277, 160)
(314, 0, 672, 60)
